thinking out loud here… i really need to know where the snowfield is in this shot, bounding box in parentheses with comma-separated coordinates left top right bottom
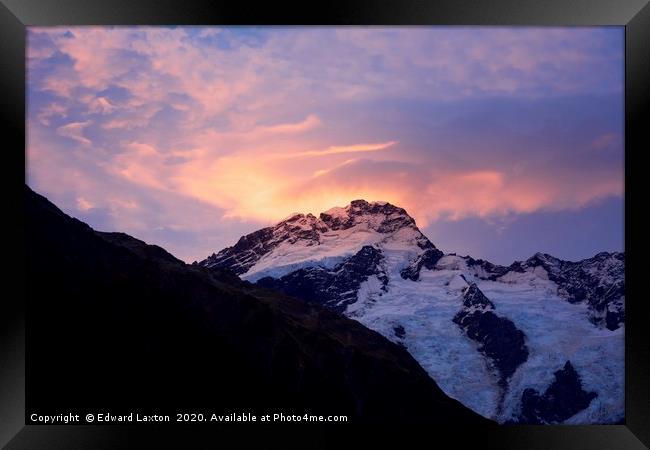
(347, 258, 624, 423)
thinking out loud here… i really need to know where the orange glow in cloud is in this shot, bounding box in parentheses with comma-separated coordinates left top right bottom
(107, 137, 403, 222)
(26, 26, 624, 258)
(170, 147, 405, 222)
(109, 136, 621, 228)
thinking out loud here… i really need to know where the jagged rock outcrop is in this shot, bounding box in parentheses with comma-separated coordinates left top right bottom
(453, 284, 529, 386)
(400, 248, 445, 281)
(516, 361, 598, 424)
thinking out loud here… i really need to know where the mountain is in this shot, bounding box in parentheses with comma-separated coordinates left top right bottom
(200, 199, 625, 424)
(202, 200, 436, 281)
(25, 186, 489, 424)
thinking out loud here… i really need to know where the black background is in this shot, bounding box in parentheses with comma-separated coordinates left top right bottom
(1, 0, 648, 448)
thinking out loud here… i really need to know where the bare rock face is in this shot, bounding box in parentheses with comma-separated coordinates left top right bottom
(517, 361, 598, 424)
(257, 245, 388, 313)
(453, 284, 529, 387)
(400, 248, 445, 281)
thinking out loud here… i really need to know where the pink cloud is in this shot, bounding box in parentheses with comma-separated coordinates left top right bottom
(36, 102, 67, 126)
(76, 196, 94, 211)
(87, 96, 116, 115)
(56, 121, 93, 146)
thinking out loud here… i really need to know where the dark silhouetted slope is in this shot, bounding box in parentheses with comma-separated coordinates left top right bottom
(25, 185, 488, 424)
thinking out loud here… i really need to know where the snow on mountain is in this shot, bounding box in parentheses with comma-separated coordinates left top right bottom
(199, 199, 624, 424)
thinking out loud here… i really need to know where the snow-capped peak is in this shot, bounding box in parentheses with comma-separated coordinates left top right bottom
(200, 199, 436, 281)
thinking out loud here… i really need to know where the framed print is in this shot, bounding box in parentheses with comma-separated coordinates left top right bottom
(2, 0, 648, 448)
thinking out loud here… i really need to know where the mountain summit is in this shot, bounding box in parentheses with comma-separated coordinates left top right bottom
(201, 200, 435, 282)
(320, 199, 423, 234)
(200, 199, 625, 424)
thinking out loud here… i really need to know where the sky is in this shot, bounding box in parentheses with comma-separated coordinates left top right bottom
(26, 26, 624, 265)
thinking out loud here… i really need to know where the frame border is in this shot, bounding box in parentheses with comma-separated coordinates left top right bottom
(2, 0, 648, 448)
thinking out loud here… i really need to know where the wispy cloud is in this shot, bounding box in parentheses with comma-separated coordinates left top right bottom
(258, 114, 322, 134)
(288, 141, 398, 158)
(56, 120, 93, 146)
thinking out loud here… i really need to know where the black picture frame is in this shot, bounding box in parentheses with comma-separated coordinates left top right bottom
(2, 0, 648, 448)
